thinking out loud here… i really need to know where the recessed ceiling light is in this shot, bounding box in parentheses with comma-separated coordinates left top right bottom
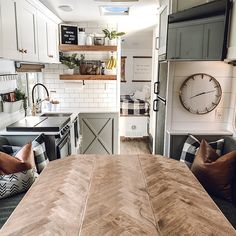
(100, 6, 129, 15)
(58, 5, 74, 12)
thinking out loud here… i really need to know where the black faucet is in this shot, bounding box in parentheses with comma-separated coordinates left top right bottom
(32, 83, 50, 116)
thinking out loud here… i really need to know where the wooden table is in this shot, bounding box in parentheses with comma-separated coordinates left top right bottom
(1, 155, 235, 235)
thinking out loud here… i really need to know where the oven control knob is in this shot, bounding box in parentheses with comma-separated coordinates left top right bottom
(61, 131, 65, 135)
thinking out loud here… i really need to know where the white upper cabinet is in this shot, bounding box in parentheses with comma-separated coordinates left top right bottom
(37, 11, 59, 63)
(0, 0, 60, 63)
(47, 20, 59, 63)
(0, 0, 22, 60)
(17, 0, 38, 62)
(37, 11, 49, 62)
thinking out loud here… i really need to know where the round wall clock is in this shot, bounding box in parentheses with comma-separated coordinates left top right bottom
(179, 73, 222, 115)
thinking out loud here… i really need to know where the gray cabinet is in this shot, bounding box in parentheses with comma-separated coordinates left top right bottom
(167, 16, 224, 60)
(176, 24, 204, 59)
(203, 21, 224, 60)
(79, 113, 118, 155)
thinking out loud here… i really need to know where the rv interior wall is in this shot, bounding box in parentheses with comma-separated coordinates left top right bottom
(120, 48, 152, 95)
(0, 60, 15, 73)
(228, 66, 236, 135)
(169, 61, 233, 131)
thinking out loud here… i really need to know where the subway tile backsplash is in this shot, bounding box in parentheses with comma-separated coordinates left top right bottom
(42, 64, 117, 110)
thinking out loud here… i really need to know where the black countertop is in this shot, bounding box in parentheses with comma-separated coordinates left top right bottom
(6, 116, 70, 132)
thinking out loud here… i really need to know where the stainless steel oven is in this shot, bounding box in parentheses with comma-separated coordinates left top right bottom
(56, 129, 71, 159)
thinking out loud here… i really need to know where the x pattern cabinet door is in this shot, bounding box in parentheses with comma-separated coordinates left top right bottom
(80, 114, 118, 154)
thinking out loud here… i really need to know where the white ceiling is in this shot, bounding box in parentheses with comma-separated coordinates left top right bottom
(39, 0, 159, 37)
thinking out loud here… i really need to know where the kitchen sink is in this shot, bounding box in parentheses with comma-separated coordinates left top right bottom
(40, 113, 72, 117)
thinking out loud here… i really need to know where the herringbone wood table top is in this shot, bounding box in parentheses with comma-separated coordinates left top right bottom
(1, 155, 235, 235)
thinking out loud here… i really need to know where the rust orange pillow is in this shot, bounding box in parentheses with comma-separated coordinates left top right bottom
(0, 142, 35, 175)
(191, 139, 236, 201)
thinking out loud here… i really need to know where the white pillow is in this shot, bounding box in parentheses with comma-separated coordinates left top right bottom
(133, 90, 146, 101)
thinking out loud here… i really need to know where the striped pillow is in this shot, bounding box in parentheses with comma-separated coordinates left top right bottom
(0, 168, 38, 199)
(32, 134, 49, 173)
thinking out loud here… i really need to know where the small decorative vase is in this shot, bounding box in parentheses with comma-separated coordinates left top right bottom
(109, 39, 117, 46)
(66, 69, 74, 75)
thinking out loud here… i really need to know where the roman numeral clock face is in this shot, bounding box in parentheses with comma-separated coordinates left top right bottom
(179, 74, 222, 114)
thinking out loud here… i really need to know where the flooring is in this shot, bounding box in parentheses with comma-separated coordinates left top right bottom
(120, 137, 151, 154)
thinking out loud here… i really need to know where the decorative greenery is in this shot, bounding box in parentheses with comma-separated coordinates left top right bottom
(60, 53, 85, 69)
(15, 89, 27, 116)
(15, 89, 26, 101)
(102, 29, 125, 40)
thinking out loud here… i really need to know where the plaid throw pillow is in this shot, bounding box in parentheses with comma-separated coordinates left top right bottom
(0, 145, 21, 156)
(180, 135, 224, 167)
(32, 134, 49, 174)
(0, 168, 38, 199)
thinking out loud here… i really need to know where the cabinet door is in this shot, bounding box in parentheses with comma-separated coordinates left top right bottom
(17, 0, 38, 62)
(167, 28, 177, 59)
(79, 113, 118, 155)
(203, 20, 224, 60)
(0, 0, 22, 60)
(37, 11, 48, 62)
(173, 0, 210, 12)
(176, 24, 204, 59)
(47, 20, 59, 63)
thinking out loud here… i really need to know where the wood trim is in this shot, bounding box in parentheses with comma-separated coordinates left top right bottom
(16, 64, 45, 72)
(132, 80, 151, 82)
(59, 44, 117, 52)
(133, 56, 152, 58)
(60, 74, 117, 81)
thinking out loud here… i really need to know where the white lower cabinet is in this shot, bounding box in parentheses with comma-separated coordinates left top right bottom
(120, 116, 149, 137)
(0, 0, 59, 63)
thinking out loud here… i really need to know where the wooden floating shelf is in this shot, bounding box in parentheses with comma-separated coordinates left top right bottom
(59, 44, 117, 52)
(60, 74, 117, 81)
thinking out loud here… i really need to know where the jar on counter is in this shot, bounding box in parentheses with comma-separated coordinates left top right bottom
(78, 28, 86, 45)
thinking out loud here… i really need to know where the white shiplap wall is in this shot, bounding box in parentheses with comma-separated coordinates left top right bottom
(169, 61, 233, 131)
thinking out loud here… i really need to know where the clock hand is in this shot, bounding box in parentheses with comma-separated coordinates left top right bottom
(190, 90, 216, 99)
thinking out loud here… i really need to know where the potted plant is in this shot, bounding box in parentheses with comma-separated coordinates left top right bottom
(102, 29, 125, 45)
(2, 89, 27, 115)
(15, 89, 27, 116)
(60, 53, 79, 74)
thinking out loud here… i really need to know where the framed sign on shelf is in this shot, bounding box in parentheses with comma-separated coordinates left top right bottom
(60, 24, 78, 45)
(132, 56, 152, 82)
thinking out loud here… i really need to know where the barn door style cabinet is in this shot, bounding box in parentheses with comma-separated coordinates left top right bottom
(79, 113, 118, 155)
(0, 0, 60, 63)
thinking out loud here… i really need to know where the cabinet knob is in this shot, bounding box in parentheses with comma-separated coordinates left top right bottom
(24, 49, 27, 53)
(48, 55, 54, 58)
(19, 49, 24, 53)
